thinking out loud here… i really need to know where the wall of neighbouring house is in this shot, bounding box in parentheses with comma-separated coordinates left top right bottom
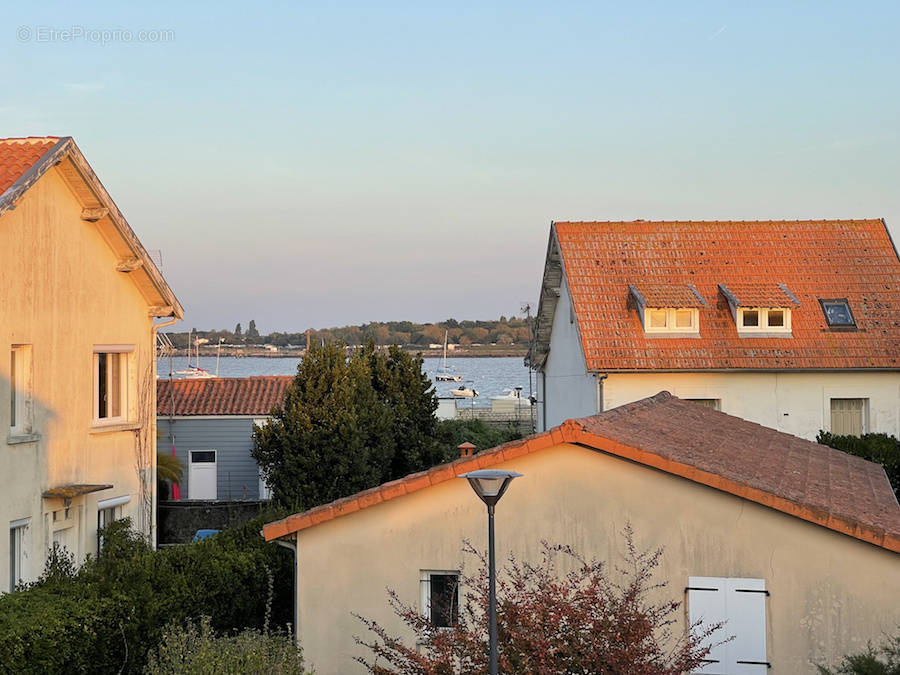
(288, 443, 900, 675)
(157, 417, 266, 501)
(0, 167, 156, 588)
(536, 268, 598, 431)
(604, 371, 900, 441)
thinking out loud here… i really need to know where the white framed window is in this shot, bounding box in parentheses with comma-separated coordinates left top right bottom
(9, 345, 34, 437)
(688, 577, 768, 674)
(420, 570, 460, 628)
(830, 398, 868, 436)
(736, 308, 792, 335)
(93, 346, 133, 424)
(9, 517, 30, 592)
(643, 308, 699, 334)
(97, 495, 131, 552)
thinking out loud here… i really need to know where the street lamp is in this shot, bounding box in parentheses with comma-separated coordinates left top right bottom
(459, 469, 523, 675)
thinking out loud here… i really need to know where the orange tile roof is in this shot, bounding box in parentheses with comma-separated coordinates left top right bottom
(0, 137, 60, 195)
(550, 220, 900, 370)
(631, 283, 707, 308)
(157, 376, 293, 416)
(718, 282, 796, 307)
(263, 392, 900, 553)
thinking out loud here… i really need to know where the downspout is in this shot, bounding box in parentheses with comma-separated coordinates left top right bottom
(597, 373, 608, 413)
(151, 315, 179, 549)
(274, 535, 299, 643)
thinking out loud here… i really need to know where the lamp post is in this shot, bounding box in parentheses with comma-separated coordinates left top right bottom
(459, 469, 522, 675)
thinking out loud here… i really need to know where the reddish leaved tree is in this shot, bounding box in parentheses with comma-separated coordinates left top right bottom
(355, 525, 727, 674)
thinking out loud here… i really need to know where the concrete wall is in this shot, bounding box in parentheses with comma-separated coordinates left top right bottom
(157, 417, 265, 501)
(605, 371, 900, 441)
(536, 269, 598, 431)
(290, 443, 900, 674)
(1, 167, 156, 588)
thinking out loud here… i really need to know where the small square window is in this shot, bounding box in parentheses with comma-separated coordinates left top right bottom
(742, 310, 759, 327)
(648, 309, 668, 329)
(820, 299, 855, 327)
(421, 571, 460, 628)
(674, 309, 693, 329)
(767, 310, 784, 327)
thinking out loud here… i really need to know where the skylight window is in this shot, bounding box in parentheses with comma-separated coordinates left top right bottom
(819, 299, 856, 328)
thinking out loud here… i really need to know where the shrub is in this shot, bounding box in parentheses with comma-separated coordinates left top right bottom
(818, 632, 900, 674)
(355, 526, 726, 674)
(144, 616, 305, 675)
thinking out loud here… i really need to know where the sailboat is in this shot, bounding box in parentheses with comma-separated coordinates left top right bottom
(434, 331, 461, 382)
(176, 329, 215, 379)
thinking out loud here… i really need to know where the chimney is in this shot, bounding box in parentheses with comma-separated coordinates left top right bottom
(458, 441, 476, 458)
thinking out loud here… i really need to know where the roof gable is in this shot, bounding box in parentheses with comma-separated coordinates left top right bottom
(263, 392, 900, 553)
(0, 136, 183, 318)
(531, 220, 900, 371)
(158, 376, 294, 416)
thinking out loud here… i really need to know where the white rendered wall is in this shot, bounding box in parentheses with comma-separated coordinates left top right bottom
(537, 269, 598, 431)
(604, 371, 900, 440)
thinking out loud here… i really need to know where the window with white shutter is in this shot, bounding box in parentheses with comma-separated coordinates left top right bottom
(688, 577, 769, 674)
(830, 398, 867, 436)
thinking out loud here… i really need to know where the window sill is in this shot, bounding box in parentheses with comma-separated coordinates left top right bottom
(7, 433, 41, 445)
(90, 422, 141, 435)
(737, 332, 793, 338)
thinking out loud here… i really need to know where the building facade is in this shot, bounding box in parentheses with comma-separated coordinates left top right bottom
(157, 376, 292, 501)
(1, 137, 182, 590)
(529, 219, 900, 436)
(264, 394, 900, 674)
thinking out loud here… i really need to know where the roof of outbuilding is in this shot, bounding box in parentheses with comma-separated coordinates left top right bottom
(532, 219, 900, 371)
(263, 392, 900, 553)
(157, 376, 293, 416)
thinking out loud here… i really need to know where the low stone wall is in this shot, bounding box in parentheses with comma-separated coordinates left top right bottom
(158, 499, 267, 545)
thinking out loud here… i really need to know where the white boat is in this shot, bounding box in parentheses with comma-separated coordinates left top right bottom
(451, 385, 478, 398)
(176, 329, 216, 379)
(490, 387, 532, 411)
(434, 330, 461, 382)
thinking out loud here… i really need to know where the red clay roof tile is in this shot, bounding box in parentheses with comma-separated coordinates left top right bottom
(263, 392, 900, 553)
(0, 137, 60, 195)
(633, 283, 707, 308)
(157, 376, 293, 416)
(551, 220, 900, 370)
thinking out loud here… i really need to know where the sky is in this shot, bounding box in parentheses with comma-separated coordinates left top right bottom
(3, 2, 899, 332)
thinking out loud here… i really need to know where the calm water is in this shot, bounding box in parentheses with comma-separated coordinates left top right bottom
(157, 355, 533, 404)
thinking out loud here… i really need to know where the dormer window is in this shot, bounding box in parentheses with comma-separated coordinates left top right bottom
(737, 307, 792, 333)
(719, 283, 798, 338)
(629, 284, 706, 336)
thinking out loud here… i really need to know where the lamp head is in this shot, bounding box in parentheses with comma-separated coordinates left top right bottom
(459, 469, 523, 506)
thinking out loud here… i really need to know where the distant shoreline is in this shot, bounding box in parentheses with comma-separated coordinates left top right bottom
(173, 347, 529, 359)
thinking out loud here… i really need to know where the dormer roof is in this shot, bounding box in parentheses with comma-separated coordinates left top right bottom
(530, 220, 900, 372)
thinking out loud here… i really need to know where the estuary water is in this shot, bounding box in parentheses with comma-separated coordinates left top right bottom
(157, 355, 533, 403)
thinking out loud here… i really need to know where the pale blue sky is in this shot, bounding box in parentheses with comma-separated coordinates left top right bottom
(3, 2, 898, 331)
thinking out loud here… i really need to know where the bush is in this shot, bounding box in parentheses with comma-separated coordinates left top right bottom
(817, 432, 900, 499)
(144, 616, 306, 675)
(435, 419, 523, 462)
(355, 526, 726, 674)
(0, 512, 294, 673)
(818, 632, 900, 674)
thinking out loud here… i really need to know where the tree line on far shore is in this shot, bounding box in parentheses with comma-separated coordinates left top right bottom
(163, 316, 534, 350)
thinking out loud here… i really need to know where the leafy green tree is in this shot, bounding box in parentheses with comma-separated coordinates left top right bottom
(252, 341, 443, 510)
(156, 452, 183, 484)
(817, 432, 900, 499)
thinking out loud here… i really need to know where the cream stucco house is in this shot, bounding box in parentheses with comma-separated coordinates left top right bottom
(264, 393, 900, 674)
(1, 136, 183, 591)
(529, 219, 900, 437)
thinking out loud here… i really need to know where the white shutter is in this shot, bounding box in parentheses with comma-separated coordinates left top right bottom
(688, 577, 728, 673)
(728, 579, 768, 675)
(688, 577, 768, 674)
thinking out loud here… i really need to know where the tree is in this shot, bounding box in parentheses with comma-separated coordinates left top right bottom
(817, 431, 900, 500)
(252, 341, 443, 509)
(818, 632, 900, 674)
(355, 527, 725, 674)
(247, 320, 260, 338)
(234, 323, 242, 337)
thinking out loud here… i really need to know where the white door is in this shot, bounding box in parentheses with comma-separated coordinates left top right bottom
(189, 450, 218, 500)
